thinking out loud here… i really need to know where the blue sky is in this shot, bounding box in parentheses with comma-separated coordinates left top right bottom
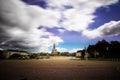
(0, 0, 120, 53)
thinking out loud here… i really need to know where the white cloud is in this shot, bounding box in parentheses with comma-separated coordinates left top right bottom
(82, 20, 120, 38)
(58, 29, 65, 33)
(69, 48, 83, 53)
(0, 0, 119, 52)
(29, 7, 61, 27)
(56, 47, 68, 52)
(82, 29, 102, 39)
(62, 10, 95, 31)
(56, 47, 83, 53)
(47, 0, 118, 32)
(0, 0, 61, 29)
(0, 0, 63, 52)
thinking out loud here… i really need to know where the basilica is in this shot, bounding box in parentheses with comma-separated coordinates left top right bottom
(51, 44, 58, 56)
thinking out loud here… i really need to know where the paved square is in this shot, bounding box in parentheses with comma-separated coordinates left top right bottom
(0, 57, 120, 80)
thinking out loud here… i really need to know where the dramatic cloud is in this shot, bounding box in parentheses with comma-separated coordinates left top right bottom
(46, 0, 118, 32)
(46, 0, 120, 38)
(0, 0, 119, 52)
(0, 0, 63, 52)
(83, 20, 120, 38)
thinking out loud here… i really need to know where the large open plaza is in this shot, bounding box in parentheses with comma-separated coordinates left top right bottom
(0, 56, 120, 80)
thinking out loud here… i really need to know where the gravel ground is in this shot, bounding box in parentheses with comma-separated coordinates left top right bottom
(0, 56, 120, 80)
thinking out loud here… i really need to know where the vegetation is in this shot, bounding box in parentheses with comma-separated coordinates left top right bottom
(87, 40, 120, 59)
(30, 53, 50, 59)
(9, 54, 29, 59)
(0, 50, 5, 59)
(0, 40, 120, 61)
(9, 54, 23, 59)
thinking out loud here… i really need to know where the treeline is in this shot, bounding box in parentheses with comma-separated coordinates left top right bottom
(87, 40, 120, 58)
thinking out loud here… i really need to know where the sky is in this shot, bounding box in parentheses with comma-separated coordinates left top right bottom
(0, 0, 120, 53)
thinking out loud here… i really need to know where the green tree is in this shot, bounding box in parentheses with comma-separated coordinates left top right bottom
(87, 45, 96, 58)
(9, 54, 23, 59)
(95, 40, 109, 58)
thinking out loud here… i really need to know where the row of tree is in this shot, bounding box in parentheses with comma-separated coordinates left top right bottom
(87, 40, 120, 58)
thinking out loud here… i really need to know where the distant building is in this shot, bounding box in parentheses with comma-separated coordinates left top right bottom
(0, 49, 29, 59)
(0, 48, 4, 51)
(76, 50, 82, 58)
(51, 44, 58, 56)
(94, 51, 99, 58)
(0, 48, 7, 59)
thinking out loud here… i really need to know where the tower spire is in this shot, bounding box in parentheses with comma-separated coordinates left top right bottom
(51, 43, 57, 56)
(53, 43, 55, 49)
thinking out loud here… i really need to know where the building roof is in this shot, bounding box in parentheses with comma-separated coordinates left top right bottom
(7, 50, 28, 53)
(0, 48, 4, 50)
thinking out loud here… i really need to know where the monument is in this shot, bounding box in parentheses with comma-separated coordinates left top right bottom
(51, 44, 58, 56)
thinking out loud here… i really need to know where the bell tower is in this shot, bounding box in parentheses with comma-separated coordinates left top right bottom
(51, 44, 57, 56)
